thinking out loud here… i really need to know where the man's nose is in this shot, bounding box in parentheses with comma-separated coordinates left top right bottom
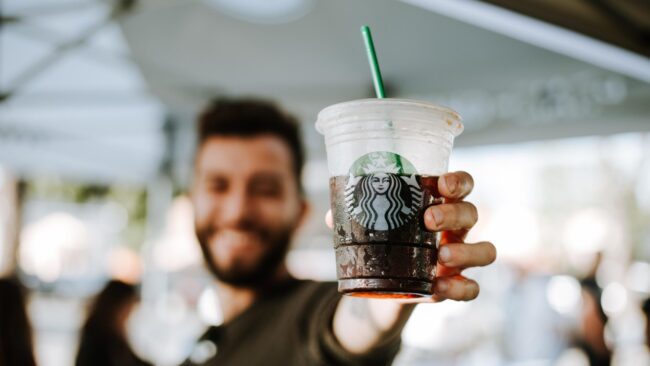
(219, 189, 254, 228)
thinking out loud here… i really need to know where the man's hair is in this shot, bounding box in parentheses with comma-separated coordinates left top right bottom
(197, 98, 305, 193)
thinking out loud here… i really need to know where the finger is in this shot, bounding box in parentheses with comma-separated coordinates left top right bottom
(436, 262, 461, 278)
(438, 171, 474, 200)
(437, 242, 497, 268)
(424, 202, 478, 231)
(325, 210, 333, 229)
(440, 229, 469, 244)
(434, 276, 480, 301)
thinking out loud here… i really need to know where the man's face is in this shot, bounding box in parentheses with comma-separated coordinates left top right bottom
(191, 135, 305, 287)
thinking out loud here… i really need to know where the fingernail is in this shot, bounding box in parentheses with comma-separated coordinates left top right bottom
(429, 207, 443, 226)
(439, 246, 451, 263)
(445, 175, 458, 194)
(436, 279, 449, 292)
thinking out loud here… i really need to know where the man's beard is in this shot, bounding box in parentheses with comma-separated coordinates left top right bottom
(195, 223, 293, 287)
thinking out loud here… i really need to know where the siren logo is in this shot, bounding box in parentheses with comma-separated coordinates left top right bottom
(345, 152, 423, 231)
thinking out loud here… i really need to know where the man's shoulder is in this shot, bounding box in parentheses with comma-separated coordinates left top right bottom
(183, 280, 342, 365)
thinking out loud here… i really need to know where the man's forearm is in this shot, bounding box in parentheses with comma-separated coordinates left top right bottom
(332, 297, 416, 354)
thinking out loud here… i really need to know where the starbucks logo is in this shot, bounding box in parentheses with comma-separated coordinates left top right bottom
(345, 152, 423, 231)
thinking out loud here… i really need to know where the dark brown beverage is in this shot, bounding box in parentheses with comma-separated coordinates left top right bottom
(329, 174, 441, 298)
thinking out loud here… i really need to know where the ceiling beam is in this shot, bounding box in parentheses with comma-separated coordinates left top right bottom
(402, 0, 650, 84)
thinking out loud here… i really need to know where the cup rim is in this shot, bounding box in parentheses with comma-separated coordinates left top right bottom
(316, 98, 463, 136)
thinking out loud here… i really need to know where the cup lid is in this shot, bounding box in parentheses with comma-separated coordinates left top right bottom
(316, 98, 463, 136)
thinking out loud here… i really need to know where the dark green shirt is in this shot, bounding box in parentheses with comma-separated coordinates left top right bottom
(182, 280, 400, 366)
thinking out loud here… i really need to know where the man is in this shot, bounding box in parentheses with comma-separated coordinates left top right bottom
(184, 98, 496, 365)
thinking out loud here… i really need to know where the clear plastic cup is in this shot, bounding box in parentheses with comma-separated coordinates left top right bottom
(316, 98, 463, 298)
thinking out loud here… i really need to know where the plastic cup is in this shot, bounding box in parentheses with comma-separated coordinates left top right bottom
(316, 98, 463, 298)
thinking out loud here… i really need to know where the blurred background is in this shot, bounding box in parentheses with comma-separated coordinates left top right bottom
(1, 0, 650, 365)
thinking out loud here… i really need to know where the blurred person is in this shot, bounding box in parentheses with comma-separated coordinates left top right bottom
(75, 280, 151, 366)
(572, 253, 611, 366)
(0, 277, 37, 366)
(643, 297, 650, 348)
(580, 252, 603, 292)
(502, 269, 571, 362)
(183, 98, 496, 365)
(573, 281, 611, 366)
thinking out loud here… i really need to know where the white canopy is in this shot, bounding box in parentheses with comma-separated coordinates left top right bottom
(2, 0, 649, 185)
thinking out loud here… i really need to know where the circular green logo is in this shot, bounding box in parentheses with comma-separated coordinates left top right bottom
(349, 151, 417, 176)
(345, 152, 421, 231)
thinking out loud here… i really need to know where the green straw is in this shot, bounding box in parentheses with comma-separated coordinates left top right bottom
(360, 25, 405, 173)
(361, 25, 385, 98)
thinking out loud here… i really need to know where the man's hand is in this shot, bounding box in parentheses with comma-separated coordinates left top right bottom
(325, 171, 496, 302)
(327, 171, 496, 355)
(409, 171, 496, 302)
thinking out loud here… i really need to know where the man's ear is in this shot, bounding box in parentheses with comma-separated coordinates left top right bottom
(295, 199, 311, 229)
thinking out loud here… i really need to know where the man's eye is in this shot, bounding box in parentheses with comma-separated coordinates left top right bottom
(208, 179, 228, 193)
